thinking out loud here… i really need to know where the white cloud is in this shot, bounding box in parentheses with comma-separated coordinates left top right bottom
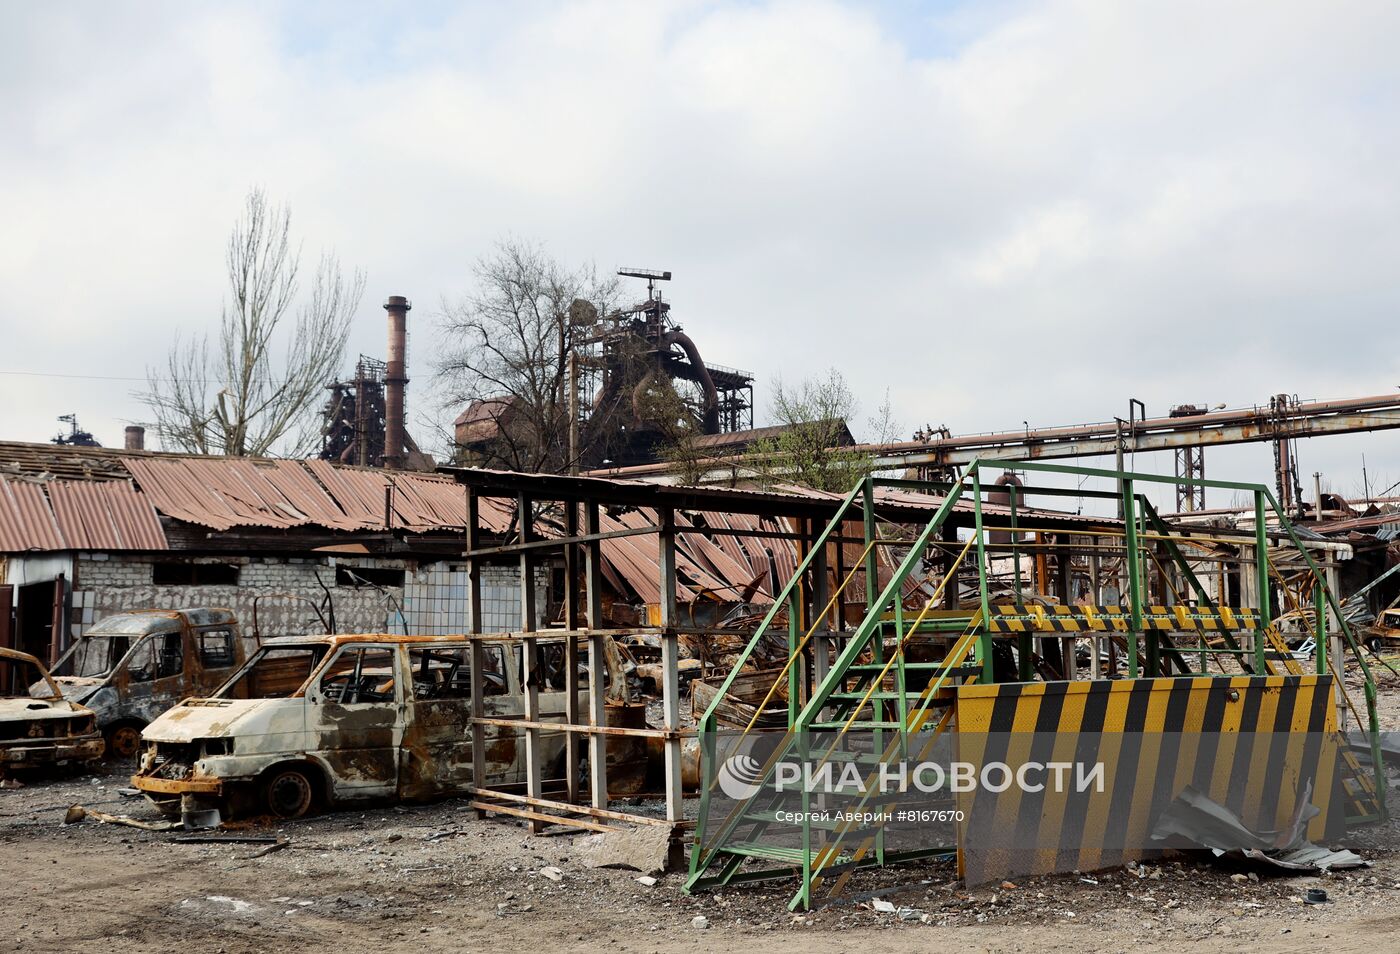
(2, 0, 1398, 493)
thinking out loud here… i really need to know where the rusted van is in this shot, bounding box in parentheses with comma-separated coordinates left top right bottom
(48, 608, 247, 759)
(1, 648, 104, 773)
(131, 634, 582, 820)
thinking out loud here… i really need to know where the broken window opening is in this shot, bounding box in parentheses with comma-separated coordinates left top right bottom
(335, 566, 406, 588)
(318, 647, 397, 704)
(197, 629, 236, 668)
(152, 563, 240, 586)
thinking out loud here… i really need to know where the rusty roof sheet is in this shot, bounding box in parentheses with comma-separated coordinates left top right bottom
(123, 457, 304, 531)
(0, 478, 167, 552)
(46, 480, 167, 550)
(116, 455, 514, 537)
(0, 479, 65, 551)
(303, 460, 514, 534)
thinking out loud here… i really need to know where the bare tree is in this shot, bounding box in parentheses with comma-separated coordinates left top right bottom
(746, 369, 898, 492)
(440, 238, 618, 473)
(138, 189, 364, 456)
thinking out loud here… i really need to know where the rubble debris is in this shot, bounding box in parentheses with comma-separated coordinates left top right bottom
(172, 834, 279, 845)
(690, 915, 710, 930)
(690, 668, 788, 729)
(238, 838, 290, 860)
(1151, 785, 1368, 872)
(575, 825, 672, 875)
(62, 804, 178, 832)
(539, 866, 564, 882)
(869, 898, 923, 920)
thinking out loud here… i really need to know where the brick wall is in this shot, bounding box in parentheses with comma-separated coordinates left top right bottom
(73, 554, 405, 643)
(71, 553, 555, 645)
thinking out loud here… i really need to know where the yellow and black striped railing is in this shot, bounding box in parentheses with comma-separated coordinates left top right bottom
(984, 603, 1261, 633)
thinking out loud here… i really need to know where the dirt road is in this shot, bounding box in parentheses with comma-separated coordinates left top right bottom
(2, 764, 1397, 954)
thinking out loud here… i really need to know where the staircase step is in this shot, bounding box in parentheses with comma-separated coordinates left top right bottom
(810, 720, 908, 730)
(845, 662, 950, 672)
(717, 843, 812, 864)
(799, 748, 879, 764)
(828, 690, 911, 702)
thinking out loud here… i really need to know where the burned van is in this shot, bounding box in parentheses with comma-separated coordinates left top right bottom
(131, 634, 580, 821)
(49, 608, 247, 759)
(0, 648, 104, 773)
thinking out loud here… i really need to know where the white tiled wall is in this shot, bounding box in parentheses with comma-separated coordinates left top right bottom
(402, 563, 550, 635)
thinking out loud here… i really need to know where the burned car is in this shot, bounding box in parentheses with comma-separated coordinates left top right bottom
(1363, 603, 1400, 650)
(0, 647, 104, 773)
(48, 608, 247, 759)
(131, 634, 581, 821)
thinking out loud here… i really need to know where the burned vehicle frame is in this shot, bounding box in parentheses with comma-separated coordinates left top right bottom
(1, 647, 104, 774)
(48, 608, 248, 760)
(130, 633, 592, 822)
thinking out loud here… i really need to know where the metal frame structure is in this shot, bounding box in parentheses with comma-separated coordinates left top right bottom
(684, 459, 1384, 910)
(446, 469, 1002, 841)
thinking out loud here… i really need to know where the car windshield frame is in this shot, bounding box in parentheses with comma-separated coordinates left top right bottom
(212, 642, 335, 699)
(53, 615, 181, 678)
(54, 633, 137, 679)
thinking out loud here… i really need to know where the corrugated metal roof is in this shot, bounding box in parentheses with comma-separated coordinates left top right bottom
(119, 455, 515, 537)
(0, 479, 65, 551)
(0, 478, 167, 552)
(46, 480, 167, 550)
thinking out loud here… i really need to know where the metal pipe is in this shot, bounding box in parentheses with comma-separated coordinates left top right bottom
(662, 330, 720, 433)
(589, 390, 1400, 481)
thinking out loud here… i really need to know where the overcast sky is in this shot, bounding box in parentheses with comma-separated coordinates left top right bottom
(3, 0, 1398, 506)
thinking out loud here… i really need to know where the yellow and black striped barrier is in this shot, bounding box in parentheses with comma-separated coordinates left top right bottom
(952, 674, 1341, 884)
(984, 603, 1262, 633)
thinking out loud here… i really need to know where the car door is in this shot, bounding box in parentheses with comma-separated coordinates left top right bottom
(304, 643, 403, 802)
(398, 643, 475, 799)
(119, 628, 186, 724)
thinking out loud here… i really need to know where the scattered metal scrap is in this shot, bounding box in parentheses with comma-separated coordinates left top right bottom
(63, 804, 179, 832)
(1151, 784, 1368, 872)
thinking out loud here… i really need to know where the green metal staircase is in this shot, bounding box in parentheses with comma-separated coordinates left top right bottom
(684, 476, 982, 909)
(683, 461, 1388, 910)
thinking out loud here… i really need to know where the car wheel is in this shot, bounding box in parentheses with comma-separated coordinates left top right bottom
(262, 767, 315, 819)
(104, 724, 143, 761)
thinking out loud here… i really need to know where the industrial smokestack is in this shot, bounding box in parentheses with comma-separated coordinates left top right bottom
(124, 426, 145, 451)
(383, 295, 411, 469)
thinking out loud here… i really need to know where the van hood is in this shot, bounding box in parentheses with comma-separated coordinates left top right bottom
(50, 676, 103, 702)
(144, 699, 269, 742)
(0, 697, 87, 722)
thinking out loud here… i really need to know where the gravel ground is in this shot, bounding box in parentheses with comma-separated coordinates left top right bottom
(1, 761, 1398, 954)
(1, 655, 1397, 953)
